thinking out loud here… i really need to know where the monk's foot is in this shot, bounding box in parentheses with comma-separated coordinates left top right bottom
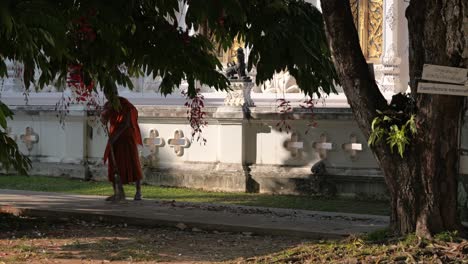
(114, 193, 126, 201)
(134, 192, 142, 201)
(105, 195, 116, 201)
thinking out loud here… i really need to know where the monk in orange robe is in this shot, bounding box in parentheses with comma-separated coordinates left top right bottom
(101, 95, 143, 200)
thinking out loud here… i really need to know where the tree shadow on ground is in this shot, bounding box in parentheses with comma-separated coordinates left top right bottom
(0, 213, 308, 263)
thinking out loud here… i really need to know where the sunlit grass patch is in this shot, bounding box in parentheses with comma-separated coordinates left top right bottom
(0, 174, 390, 215)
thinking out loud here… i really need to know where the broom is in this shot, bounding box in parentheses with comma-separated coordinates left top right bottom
(105, 126, 126, 201)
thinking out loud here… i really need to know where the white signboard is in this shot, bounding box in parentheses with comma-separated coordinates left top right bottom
(422, 64, 467, 84)
(460, 156, 468, 174)
(418, 82, 468, 96)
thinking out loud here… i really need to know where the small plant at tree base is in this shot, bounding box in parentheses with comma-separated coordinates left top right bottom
(182, 88, 207, 144)
(363, 228, 390, 242)
(368, 93, 417, 158)
(369, 112, 417, 158)
(434, 231, 460, 243)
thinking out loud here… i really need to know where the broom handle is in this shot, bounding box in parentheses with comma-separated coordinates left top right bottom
(105, 126, 124, 198)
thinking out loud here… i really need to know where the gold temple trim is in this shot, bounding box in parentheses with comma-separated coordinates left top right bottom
(350, 0, 383, 62)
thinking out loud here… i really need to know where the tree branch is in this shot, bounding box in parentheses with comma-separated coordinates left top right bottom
(320, 0, 388, 137)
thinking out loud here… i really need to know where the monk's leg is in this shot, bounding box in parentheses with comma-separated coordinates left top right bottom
(134, 180, 142, 200)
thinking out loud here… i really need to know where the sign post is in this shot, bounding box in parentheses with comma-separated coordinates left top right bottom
(417, 64, 467, 96)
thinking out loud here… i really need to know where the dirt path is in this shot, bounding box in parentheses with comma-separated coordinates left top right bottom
(0, 214, 310, 263)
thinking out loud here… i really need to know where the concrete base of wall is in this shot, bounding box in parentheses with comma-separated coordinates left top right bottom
(10, 161, 389, 199)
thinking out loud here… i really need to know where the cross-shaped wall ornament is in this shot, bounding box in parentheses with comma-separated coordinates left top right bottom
(139, 150, 150, 167)
(312, 133, 333, 160)
(20, 127, 39, 152)
(143, 129, 165, 165)
(168, 130, 190, 157)
(6, 127, 17, 141)
(342, 134, 363, 160)
(284, 132, 304, 158)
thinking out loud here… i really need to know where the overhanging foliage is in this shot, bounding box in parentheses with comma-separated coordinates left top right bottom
(0, 0, 338, 174)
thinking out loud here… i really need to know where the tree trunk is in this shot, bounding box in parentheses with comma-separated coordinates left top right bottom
(320, 0, 467, 237)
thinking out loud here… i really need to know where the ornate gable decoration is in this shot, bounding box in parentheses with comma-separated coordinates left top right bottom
(350, 0, 383, 62)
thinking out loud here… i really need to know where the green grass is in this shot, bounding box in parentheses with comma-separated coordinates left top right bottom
(0, 175, 390, 215)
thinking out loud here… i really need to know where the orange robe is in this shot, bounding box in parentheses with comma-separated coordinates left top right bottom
(103, 97, 143, 184)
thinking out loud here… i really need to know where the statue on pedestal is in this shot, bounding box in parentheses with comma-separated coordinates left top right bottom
(223, 48, 254, 107)
(225, 48, 251, 82)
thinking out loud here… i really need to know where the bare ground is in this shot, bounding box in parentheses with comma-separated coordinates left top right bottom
(0, 214, 310, 264)
(2, 214, 467, 264)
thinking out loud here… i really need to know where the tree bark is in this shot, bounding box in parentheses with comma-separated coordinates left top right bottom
(320, 0, 467, 237)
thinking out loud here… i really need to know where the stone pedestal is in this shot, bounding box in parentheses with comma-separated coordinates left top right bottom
(2, 60, 23, 92)
(381, 0, 409, 93)
(224, 81, 255, 107)
(381, 44, 402, 92)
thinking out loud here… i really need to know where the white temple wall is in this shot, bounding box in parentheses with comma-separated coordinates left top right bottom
(2, 89, 467, 198)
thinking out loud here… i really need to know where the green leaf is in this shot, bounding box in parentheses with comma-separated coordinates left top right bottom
(0, 131, 31, 175)
(371, 117, 381, 131)
(383, 115, 392, 121)
(0, 8, 13, 36)
(41, 29, 55, 47)
(0, 60, 6, 77)
(0, 110, 6, 129)
(0, 102, 14, 130)
(386, 124, 409, 158)
(407, 115, 417, 135)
